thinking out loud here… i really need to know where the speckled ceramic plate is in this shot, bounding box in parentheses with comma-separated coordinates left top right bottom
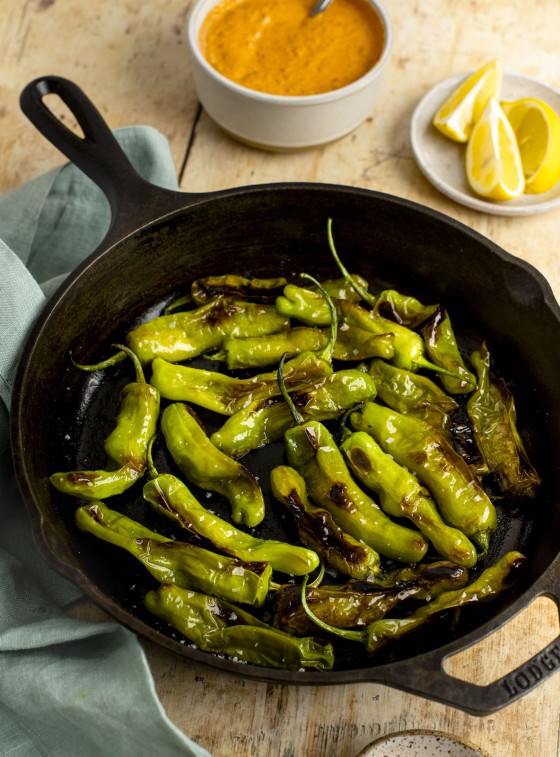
(356, 730, 490, 757)
(410, 71, 560, 216)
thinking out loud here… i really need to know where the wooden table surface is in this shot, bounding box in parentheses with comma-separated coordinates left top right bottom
(2, 1, 560, 755)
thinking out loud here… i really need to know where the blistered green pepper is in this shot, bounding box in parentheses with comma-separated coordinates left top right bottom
(190, 275, 288, 305)
(145, 584, 334, 671)
(213, 325, 394, 371)
(367, 358, 459, 433)
(421, 306, 477, 394)
(143, 472, 319, 575)
(277, 281, 468, 383)
(324, 219, 475, 387)
(270, 465, 382, 580)
(274, 560, 468, 636)
(150, 351, 332, 416)
(301, 551, 526, 653)
(161, 402, 265, 528)
(126, 298, 289, 364)
(350, 402, 497, 553)
(372, 289, 437, 327)
(277, 357, 428, 564)
(467, 343, 541, 497)
(341, 431, 478, 567)
(50, 345, 160, 499)
(75, 501, 271, 607)
(211, 367, 377, 458)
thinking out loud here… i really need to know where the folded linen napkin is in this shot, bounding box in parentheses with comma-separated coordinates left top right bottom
(0, 126, 210, 757)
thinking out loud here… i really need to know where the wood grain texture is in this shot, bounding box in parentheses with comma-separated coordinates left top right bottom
(3, 0, 560, 754)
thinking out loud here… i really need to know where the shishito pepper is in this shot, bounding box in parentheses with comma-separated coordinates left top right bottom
(143, 470, 319, 575)
(213, 324, 394, 371)
(323, 219, 475, 387)
(149, 351, 332, 416)
(350, 402, 497, 553)
(76, 501, 271, 607)
(467, 343, 541, 497)
(277, 357, 429, 564)
(367, 358, 459, 434)
(210, 367, 377, 458)
(421, 306, 477, 394)
(50, 345, 160, 499)
(274, 560, 469, 635)
(340, 431, 478, 567)
(270, 465, 382, 580)
(160, 402, 265, 528)
(300, 551, 526, 653)
(190, 275, 288, 305)
(372, 289, 438, 328)
(126, 298, 289, 364)
(145, 584, 334, 671)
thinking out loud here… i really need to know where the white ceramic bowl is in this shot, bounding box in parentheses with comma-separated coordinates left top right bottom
(186, 0, 393, 150)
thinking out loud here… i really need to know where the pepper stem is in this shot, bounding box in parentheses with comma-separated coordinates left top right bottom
(300, 272, 338, 363)
(70, 343, 146, 384)
(278, 353, 304, 425)
(327, 218, 375, 307)
(412, 355, 478, 387)
(146, 435, 159, 480)
(300, 574, 364, 643)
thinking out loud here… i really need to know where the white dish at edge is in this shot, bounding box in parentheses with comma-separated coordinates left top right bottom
(410, 72, 560, 216)
(356, 729, 489, 757)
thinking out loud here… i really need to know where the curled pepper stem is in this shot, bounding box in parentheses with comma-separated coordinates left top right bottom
(307, 561, 326, 588)
(278, 353, 305, 425)
(70, 343, 146, 384)
(300, 573, 363, 642)
(299, 272, 338, 363)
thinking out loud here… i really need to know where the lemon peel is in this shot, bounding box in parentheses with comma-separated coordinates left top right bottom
(501, 97, 560, 194)
(433, 59, 503, 143)
(466, 97, 525, 201)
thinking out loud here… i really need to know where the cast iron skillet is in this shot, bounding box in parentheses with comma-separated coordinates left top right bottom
(11, 76, 560, 716)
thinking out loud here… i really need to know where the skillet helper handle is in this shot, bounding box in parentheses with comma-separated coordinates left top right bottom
(379, 582, 560, 716)
(19, 75, 182, 243)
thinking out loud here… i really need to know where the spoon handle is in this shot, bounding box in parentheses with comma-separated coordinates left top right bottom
(309, 0, 334, 17)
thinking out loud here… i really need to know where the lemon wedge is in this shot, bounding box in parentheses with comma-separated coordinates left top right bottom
(466, 97, 525, 201)
(501, 97, 560, 194)
(433, 59, 503, 143)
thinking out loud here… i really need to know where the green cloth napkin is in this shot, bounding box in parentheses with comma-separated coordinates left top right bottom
(0, 126, 211, 757)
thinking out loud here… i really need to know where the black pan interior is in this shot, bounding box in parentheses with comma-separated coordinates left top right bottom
(13, 184, 560, 681)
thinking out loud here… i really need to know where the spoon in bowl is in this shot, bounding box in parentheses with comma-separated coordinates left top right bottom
(309, 0, 334, 17)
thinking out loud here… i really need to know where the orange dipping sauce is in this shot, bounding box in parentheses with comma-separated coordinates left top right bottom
(199, 0, 385, 97)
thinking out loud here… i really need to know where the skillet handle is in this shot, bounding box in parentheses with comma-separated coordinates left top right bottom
(377, 583, 560, 716)
(19, 75, 186, 244)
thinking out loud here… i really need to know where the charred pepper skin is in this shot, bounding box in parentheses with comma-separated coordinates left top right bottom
(161, 402, 265, 528)
(341, 431, 478, 568)
(50, 345, 160, 499)
(143, 472, 320, 576)
(211, 368, 377, 458)
(145, 584, 335, 671)
(300, 551, 526, 654)
(284, 420, 429, 564)
(127, 298, 289, 364)
(273, 560, 469, 635)
(76, 501, 272, 607)
(350, 402, 497, 554)
(149, 351, 332, 415)
(467, 343, 541, 497)
(367, 358, 459, 434)
(360, 551, 526, 653)
(270, 465, 382, 580)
